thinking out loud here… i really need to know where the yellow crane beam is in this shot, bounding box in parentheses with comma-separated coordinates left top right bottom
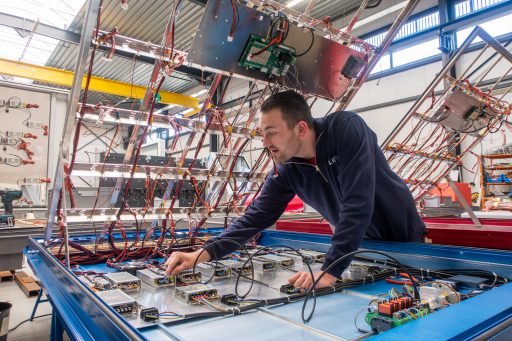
(0, 57, 199, 109)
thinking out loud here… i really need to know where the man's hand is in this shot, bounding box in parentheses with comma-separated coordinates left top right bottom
(288, 271, 337, 290)
(164, 249, 211, 275)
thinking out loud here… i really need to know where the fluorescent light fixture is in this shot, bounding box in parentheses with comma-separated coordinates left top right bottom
(343, 1, 407, 31)
(286, 0, 305, 7)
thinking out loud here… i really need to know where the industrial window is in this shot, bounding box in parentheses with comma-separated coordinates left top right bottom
(364, 11, 440, 47)
(0, 1, 85, 66)
(454, 0, 507, 18)
(456, 12, 512, 47)
(370, 53, 391, 74)
(365, 10, 440, 74)
(392, 38, 440, 67)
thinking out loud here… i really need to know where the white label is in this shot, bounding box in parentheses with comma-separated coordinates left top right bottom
(26, 122, 45, 129)
(0, 137, 17, 145)
(6, 131, 23, 137)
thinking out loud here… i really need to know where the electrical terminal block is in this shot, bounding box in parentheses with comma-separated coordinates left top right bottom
(176, 269, 202, 285)
(96, 289, 138, 315)
(377, 297, 414, 316)
(239, 247, 267, 257)
(218, 259, 252, 276)
(104, 271, 142, 292)
(175, 284, 219, 304)
(197, 262, 232, 280)
(217, 259, 253, 276)
(275, 252, 304, 268)
(298, 249, 326, 263)
(256, 254, 295, 268)
(242, 257, 275, 272)
(136, 268, 175, 287)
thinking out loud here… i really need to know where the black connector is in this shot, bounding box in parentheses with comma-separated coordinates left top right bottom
(221, 294, 239, 306)
(280, 284, 295, 294)
(140, 307, 159, 322)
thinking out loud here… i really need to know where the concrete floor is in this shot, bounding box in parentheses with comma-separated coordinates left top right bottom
(0, 261, 52, 341)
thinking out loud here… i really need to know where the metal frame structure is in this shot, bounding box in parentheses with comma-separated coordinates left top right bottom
(382, 26, 512, 205)
(41, 0, 421, 266)
(26, 229, 512, 340)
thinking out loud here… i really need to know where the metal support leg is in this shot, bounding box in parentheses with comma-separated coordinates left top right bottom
(446, 177, 482, 227)
(51, 311, 64, 341)
(30, 287, 48, 321)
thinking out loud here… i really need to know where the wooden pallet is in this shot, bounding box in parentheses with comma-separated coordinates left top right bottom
(14, 271, 41, 297)
(0, 271, 14, 281)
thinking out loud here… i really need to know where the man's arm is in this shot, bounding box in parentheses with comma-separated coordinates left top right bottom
(321, 116, 376, 278)
(202, 167, 295, 260)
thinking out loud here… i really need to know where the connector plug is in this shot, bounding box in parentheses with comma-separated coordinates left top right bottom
(140, 307, 159, 322)
(221, 294, 239, 306)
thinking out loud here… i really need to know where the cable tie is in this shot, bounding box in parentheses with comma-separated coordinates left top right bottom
(231, 307, 241, 315)
(363, 278, 366, 285)
(394, 268, 397, 276)
(369, 275, 375, 282)
(329, 285, 336, 294)
(263, 298, 268, 306)
(286, 296, 291, 303)
(420, 268, 424, 280)
(492, 272, 498, 287)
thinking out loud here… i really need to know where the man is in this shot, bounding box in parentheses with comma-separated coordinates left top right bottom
(165, 90, 426, 289)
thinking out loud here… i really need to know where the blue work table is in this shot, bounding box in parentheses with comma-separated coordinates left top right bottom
(26, 230, 512, 340)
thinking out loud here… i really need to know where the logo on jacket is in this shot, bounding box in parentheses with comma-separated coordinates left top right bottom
(328, 156, 338, 166)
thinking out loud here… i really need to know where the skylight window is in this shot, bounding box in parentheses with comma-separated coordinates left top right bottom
(0, 0, 85, 68)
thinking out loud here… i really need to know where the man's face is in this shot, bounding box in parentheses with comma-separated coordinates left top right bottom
(260, 108, 301, 164)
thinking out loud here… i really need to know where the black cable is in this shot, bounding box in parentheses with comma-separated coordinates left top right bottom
(301, 249, 420, 323)
(191, 238, 256, 298)
(295, 28, 314, 57)
(236, 244, 315, 300)
(22, 109, 32, 125)
(8, 314, 52, 334)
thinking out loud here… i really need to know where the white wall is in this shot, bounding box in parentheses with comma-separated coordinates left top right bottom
(0, 83, 52, 186)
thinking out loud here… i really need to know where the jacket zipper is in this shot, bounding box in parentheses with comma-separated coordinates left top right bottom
(283, 131, 328, 182)
(284, 161, 329, 183)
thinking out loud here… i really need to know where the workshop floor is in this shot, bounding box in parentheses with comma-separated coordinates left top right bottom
(0, 259, 54, 341)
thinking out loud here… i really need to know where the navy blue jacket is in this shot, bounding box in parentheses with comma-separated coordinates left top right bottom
(204, 111, 426, 277)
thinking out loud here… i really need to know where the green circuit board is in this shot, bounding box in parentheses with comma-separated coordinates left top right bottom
(239, 34, 296, 77)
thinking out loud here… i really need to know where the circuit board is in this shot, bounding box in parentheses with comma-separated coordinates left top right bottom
(239, 34, 296, 77)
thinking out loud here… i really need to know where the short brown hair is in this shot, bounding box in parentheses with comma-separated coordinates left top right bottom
(260, 90, 314, 129)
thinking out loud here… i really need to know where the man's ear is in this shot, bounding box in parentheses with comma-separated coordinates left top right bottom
(297, 121, 308, 138)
